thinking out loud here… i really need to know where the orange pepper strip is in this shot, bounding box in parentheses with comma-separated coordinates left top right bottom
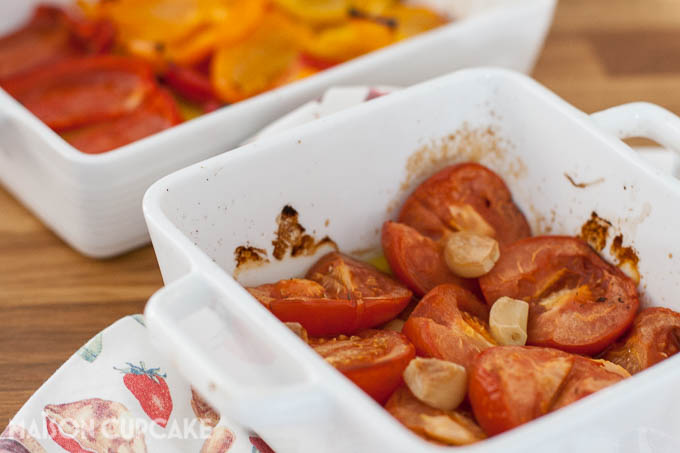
(87, 0, 266, 65)
(303, 19, 394, 63)
(211, 11, 312, 103)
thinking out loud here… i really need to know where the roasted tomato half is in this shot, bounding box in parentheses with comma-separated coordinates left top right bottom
(603, 307, 680, 374)
(398, 163, 531, 244)
(383, 163, 530, 296)
(382, 221, 480, 297)
(2, 55, 156, 131)
(479, 236, 639, 355)
(402, 284, 495, 370)
(310, 329, 415, 403)
(248, 252, 412, 336)
(61, 87, 182, 154)
(469, 346, 628, 436)
(386, 386, 486, 446)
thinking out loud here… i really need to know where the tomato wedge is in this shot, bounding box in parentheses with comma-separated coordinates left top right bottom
(382, 221, 479, 297)
(603, 307, 680, 374)
(469, 346, 627, 435)
(61, 87, 182, 154)
(2, 55, 156, 131)
(248, 252, 412, 337)
(479, 236, 639, 355)
(310, 329, 415, 403)
(386, 386, 486, 445)
(402, 284, 495, 370)
(399, 163, 531, 244)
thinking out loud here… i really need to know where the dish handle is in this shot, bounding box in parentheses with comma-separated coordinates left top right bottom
(144, 271, 333, 431)
(591, 102, 680, 154)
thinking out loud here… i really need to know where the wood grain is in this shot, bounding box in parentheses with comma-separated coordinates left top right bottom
(2, 0, 680, 428)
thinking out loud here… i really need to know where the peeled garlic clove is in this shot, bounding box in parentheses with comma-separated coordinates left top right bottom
(420, 414, 483, 446)
(285, 322, 309, 343)
(489, 296, 529, 346)
(403, 357, 467, 411)
(444, 231, 500, 278)
(383, 318, 406, 332)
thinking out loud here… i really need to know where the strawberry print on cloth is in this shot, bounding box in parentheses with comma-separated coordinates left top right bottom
(3, 315, 255, 453)
(115, 362, 173, 427)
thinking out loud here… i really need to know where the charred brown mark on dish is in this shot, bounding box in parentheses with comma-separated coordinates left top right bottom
(273, 205, 337, 260)
(234, 246, 268, 268)
(580, 211, 612, 252)
(564, 173, 605, 189)
(610, 234, 640, 284)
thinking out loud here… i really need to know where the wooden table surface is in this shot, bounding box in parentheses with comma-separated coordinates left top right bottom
(2, 0, 680, 427)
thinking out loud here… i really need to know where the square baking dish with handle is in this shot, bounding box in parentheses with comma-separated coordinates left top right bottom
(0, 0, 556, 258)
(142, 67, 680, 452)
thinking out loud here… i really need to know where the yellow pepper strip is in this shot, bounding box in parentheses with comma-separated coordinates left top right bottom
(273, 0, 349, 25)
(211, 11, 312, 103)
(349, 0, 396, 15)
(86, 0, 266, 65)
(303, 18, 395, 62)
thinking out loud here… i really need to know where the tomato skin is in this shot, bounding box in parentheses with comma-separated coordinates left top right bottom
(398, 163, 531, 245)
(479, 236, 639, 355)
(249, 253, 412, 336)
(61, 87, 181, 154)
(402, 284, 494, 370)
(469, 346, 626, 436)
(381, 221, 479, 297)
(603, 307, 680, 374)
(310, 329, 415, 404)
(164, 63, 219, 104)
(2, 55, 156, 131)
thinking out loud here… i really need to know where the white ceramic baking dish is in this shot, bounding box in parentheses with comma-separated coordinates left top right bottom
(0, 0, 555, 258)
(143, 67, 680, 453)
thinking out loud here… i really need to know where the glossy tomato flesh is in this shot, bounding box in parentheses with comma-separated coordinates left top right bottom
(398, 163, 531, 245)
(248, 252, 412, 336)
(402, 284, 494, 370)
(479, 236, 639, 355)
(469, 346, 627, 435)
(603, 307, 680, 374)
(310, 329, 415, 404)
(381, 221, 480, 297)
